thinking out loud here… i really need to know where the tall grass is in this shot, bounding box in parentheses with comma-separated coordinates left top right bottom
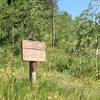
(0, 68, 100, 100)
(0, 46, 100, 100)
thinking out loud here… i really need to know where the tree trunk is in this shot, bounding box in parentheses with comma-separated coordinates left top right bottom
(51, 0, 56, 47)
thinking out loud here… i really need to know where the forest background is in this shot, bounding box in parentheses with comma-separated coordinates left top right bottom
(0, 0, 100, 100)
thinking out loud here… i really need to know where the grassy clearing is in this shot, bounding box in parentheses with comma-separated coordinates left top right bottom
(0, 47, 100, 100)
(0, 66, 100, 100)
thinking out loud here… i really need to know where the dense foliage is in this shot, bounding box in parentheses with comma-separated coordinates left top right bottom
(0, 0, 100, 100)
(0, 0, 52, 45)
(0, 0, 100, 78)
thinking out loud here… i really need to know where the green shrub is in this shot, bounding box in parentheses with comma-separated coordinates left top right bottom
(41, 48, 98, 79)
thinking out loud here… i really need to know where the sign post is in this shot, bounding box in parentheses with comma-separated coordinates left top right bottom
(29, 61, 38, 82)
(22, 40, 46, 83)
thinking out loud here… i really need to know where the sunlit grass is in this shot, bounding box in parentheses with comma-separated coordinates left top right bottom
(0, 48, 100, 100)
(0, 66, 100, 100)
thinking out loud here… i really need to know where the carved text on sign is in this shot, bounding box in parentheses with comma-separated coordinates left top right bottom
(22, 40, 46, 62)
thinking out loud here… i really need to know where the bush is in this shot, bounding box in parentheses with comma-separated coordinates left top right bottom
(40, 48, 98, 79)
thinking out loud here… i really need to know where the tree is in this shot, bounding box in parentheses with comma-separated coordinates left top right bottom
(0, 0, 52, 45)
(75, 0, 100, 77)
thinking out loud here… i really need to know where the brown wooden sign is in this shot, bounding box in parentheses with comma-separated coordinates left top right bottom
(22, 40, 46, 62)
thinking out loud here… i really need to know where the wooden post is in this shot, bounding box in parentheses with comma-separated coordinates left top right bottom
(29, 62, 32, 82)
(22, 40, 46, 82)
(29, 61, 38, 83)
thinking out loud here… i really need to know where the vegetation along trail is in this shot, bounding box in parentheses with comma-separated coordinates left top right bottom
(0, 0, 100, 100)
